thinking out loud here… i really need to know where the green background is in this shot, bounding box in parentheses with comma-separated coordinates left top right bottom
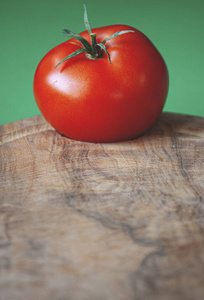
(1, 0, 204, 125)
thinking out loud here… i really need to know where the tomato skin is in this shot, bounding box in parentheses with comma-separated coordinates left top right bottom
(33, 25, 169, 143)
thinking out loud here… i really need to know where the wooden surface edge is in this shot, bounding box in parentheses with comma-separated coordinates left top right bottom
(0, 115, 53, 145)
(0, 112, 204, 146)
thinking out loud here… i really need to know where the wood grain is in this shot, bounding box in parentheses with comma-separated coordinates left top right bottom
(0, 112, 204, 300)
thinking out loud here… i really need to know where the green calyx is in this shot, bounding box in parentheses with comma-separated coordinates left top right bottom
(55, 4, 134, 68)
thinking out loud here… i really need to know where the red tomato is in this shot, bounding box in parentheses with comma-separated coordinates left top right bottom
(33, 22, 168, 143)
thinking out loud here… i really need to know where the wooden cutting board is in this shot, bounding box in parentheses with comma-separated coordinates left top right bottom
(0, 112, 204, 300)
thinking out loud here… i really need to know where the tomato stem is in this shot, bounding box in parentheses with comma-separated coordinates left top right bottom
(55, 5, 135, 68)
(90, 33, 97, 55)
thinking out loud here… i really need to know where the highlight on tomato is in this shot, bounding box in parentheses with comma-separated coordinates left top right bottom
(33, 5, 169, 143)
